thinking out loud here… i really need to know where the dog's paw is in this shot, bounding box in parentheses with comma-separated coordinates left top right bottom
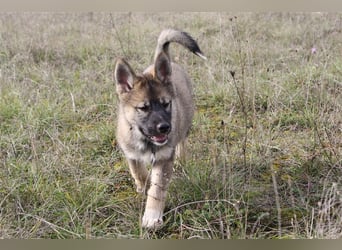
(135, 181, 150, 194)
(142, 209, 163, 229)
(136, 186, 145, 193)
(136, 185, 149, 195)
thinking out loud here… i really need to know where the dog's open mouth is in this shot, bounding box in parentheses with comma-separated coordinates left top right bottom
(139, 127, 169, 146)
(148, 134, 168, 145)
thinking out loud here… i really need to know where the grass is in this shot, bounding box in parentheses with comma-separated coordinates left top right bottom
(0, 12, 341, 239)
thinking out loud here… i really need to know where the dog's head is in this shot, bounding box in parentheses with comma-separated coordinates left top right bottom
(114, 52, 174, 146)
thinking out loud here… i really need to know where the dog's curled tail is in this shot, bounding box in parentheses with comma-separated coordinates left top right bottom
(154, 29, 207, 61)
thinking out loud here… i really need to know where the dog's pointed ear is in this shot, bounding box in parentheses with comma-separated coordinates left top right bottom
(154, 52, 172, 83)
(114, 58, 136, 94)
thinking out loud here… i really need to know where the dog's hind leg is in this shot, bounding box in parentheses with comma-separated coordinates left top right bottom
(175, 138, 188, 164)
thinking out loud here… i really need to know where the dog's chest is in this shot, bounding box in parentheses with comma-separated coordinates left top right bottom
(124, 142, 174, 165)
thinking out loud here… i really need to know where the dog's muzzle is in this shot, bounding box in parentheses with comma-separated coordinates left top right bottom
(140, 122, 171, 146)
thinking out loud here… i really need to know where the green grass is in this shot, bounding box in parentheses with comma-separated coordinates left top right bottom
(0, 12, 341, 239)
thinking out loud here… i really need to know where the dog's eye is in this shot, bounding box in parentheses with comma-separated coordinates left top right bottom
(136, 105, 150, 112)
(162, 101, 171, 109)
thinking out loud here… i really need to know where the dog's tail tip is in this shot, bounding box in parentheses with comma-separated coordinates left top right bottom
(195, 51, 207, 60)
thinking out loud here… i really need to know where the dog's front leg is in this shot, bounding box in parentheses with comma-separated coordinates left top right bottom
(142, 159, 173, 229)
(127, 159, 149, 193)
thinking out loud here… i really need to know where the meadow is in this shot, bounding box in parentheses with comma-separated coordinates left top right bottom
(0, 12, 341, 239)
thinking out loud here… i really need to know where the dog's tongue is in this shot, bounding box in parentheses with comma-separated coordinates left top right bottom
(151, 134, 168, 143)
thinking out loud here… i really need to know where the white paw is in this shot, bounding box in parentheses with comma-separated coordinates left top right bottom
(142, 209, 163, 229)
(136, 186, 144, 193)
(135, 181, 149, 194)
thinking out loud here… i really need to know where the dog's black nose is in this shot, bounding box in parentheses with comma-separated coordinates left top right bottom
(157, 123, 170, 134)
